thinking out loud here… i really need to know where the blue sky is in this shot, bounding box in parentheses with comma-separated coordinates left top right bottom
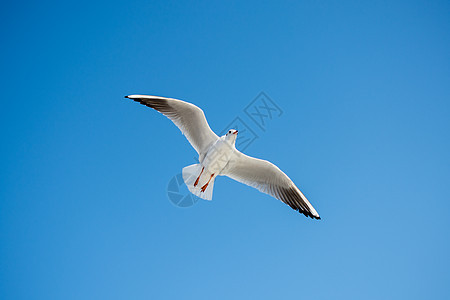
(1, 0, 450, 299)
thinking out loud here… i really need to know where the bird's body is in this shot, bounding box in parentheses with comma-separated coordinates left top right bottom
(182, 132, 238, 200)
(125, 94, 321, 219)
(200, 135, 237, 175)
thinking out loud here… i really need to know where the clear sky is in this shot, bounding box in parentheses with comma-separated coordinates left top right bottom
(1, 0, 450, 299)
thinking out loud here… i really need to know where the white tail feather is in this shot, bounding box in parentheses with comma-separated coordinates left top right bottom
(182, 164, 215, 200)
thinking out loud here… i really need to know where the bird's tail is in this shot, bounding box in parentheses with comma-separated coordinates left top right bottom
(182, 164, 215, 200)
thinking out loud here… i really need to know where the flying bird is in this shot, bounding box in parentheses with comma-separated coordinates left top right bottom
(125, 95, 320, 219)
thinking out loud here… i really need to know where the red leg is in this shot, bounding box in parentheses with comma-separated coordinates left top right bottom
(194, 167, 204, 187)
(201, 173, 214, 193)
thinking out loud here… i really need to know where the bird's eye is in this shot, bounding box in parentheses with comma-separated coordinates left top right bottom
(228, 130, 231, 133)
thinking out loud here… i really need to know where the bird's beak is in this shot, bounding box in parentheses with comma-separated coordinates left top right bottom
(233, 130, 238, 135)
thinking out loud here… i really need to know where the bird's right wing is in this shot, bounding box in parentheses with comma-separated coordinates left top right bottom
(222, 150, 320, 219)
(125, 95, 218, 154)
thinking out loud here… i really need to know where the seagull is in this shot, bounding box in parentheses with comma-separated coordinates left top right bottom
(125, 94, 320, 219)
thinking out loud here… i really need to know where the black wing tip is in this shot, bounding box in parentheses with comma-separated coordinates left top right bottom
(282, 186, 320, 220)
(306, 214, 321, 220)
(125, 96, 170, 113)
(307, 212, 321, 220)
(296, 208, 321, 220)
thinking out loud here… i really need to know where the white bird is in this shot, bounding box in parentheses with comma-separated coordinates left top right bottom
(125, 94, 321, 219)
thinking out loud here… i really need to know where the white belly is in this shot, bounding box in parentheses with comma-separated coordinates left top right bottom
(201, 139, 234, 175)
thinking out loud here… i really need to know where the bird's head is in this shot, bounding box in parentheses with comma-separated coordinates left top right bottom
(224, 129, 238, 144)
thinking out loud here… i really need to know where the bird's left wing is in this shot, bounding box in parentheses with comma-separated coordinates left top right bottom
(125, 95, 218, 154)
(222, 150, 320, 219)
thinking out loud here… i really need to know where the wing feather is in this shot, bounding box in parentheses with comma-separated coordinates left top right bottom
(125, 95, 218, 154)
(222, 151, 320, 219)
